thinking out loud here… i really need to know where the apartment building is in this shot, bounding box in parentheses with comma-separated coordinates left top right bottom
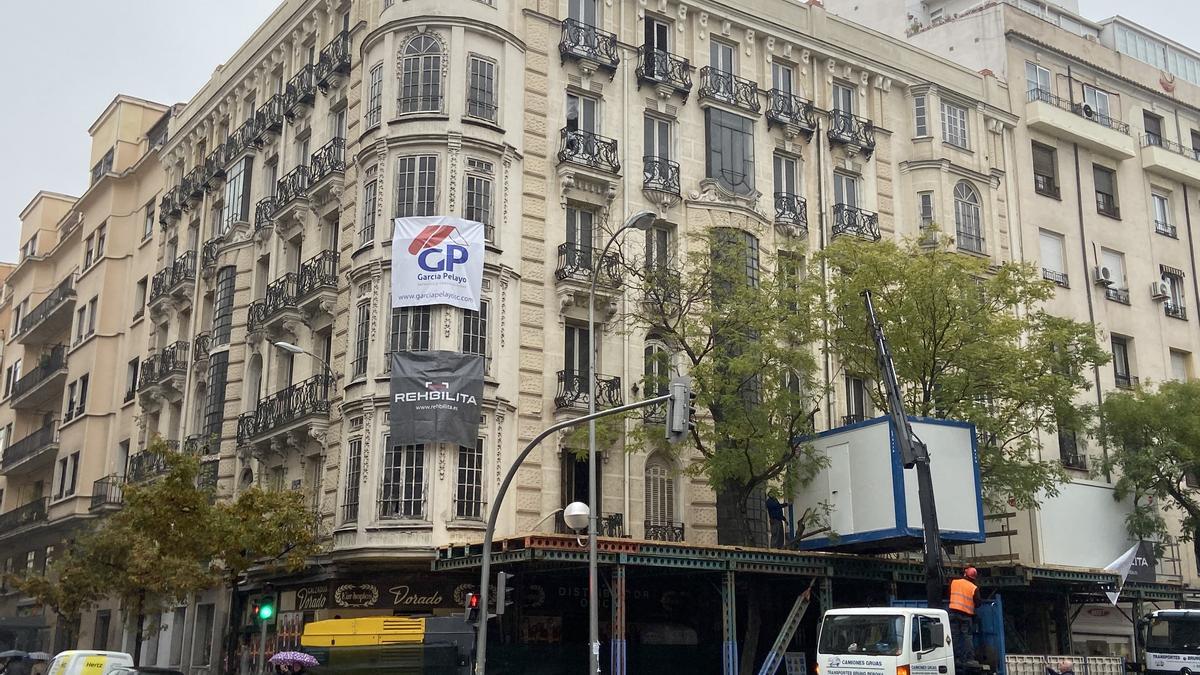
(0, 96, 170, 652)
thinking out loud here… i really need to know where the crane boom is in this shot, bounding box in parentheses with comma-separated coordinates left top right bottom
(862, 290, 944, 607)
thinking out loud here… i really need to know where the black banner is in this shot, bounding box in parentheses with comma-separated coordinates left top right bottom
(292, 579, 477, 611)
(389, 350, 485, 447)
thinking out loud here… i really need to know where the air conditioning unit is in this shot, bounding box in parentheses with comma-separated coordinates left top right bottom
(1093, 265, 1114, 286)
(1081, 103, 1096, 119)
(1150, 280, 1171, 300)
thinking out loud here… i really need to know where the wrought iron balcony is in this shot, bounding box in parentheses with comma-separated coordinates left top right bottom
(16, 276, 75, 343)
(238, 374, 334, 444)
(137, 355, 159, 392)
(298, 249, 338, 307)
(284, 64, 317, 119)
(90, 474, 124, 510)
(157, 341, 189, 382)
(559, 18, 619, 71)
(554, 369, 623, 410)
(1166, 302, 1188, 320)
(310, 137, 346, 182)
(1060, 450, 1088, 471)
(1115, 373, 1139, 389)
(556, 511, 625, 537)
(1156, 220, 1178, 238)
(831, 204, 881, 242)
(258, 273, 300, 328)
(554, 242, 621, 286)
(171, 250, 197, 288)
(698, 67, 761, 113)
(1026, 89, 1131, 135)
(255, 95, 285, 140)
(1042, 268, 1069, 288)
(184, 166, 205, 202)
(224, 117, 258, 161)
(198, 459, 219, 492)
(642, 156, 680, 197)
(275, 166, 312, 209)
(0, 498, 48, 536)
(255, 196, 277, 232)
(204, 147, 227, 189)
(201, 237, 221, 269)
(558, 128, 620, 174)
(1034, 174, 1060, 199)
(828, 111, 876, 156)
(842, 414, 866, 426)
(1105, 287, 1130, 305)
(774, 193, 808, 234)
(128, 450, 169, 483)
(247, 301, 270, 335)
(184, 433, 217, 457)
(644, 520, 685, 542)
(11, 345, 67, 409)
(636, 47, 692, 100)
(159, 186, 182, 225)
(150, 267, 172, 304)
(193, 332, 211, 363)
(315, 30, 351, 91)
(767, 90, 819, 135)
(1, 424, 58, 471)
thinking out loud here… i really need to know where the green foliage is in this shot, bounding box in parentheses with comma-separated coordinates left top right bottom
(210, 487, 321, 578)
(812, 236, 1108, 510)
(1100, 379, 1200, 545)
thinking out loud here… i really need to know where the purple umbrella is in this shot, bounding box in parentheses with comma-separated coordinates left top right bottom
(268, 651, 319, 668)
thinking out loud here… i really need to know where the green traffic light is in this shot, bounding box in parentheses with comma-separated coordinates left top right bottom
(258, 600, 275, 620)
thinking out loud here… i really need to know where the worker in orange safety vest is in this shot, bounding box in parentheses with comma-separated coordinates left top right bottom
(948, 567, 981, 663)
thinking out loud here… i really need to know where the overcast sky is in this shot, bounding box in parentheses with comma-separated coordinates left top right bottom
(0, 0, 1194, 263)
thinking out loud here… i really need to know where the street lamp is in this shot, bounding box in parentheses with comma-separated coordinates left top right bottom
(272, 340, 335, 383)
(586, 209, 656, 674)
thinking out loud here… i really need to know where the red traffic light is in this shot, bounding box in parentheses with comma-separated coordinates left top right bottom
(468, 593, 479, 608)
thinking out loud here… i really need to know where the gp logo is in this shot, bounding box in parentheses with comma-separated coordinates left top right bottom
(409, 224, 469, 272)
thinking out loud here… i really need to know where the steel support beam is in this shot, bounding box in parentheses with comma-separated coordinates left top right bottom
(722, 569, 738, 675)
(611, 564, 627, 675)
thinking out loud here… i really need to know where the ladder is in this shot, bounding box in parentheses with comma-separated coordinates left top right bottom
(757, 582, 815, 675)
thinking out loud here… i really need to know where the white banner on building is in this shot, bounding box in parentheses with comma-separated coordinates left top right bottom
(391, 216, 485, 310)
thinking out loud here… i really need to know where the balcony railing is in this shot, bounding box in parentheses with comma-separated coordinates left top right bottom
(828, 111, 877, 155)
(642, 156, 680, 197)
(16, 276, 75, 337)
(137, 355, 159, 392)
(315, 30, 351, 90)
(767, 90, 819, 133)
(1105, 287, 1131, 305)
(198, 459, 219, 492)
(774, 193, 808, 232)
(238, 374, 334, 443)
(90, 474, 124, 510)
(556, 511, 625, 537)
(644, 520, 686, 542)
(957, 229, 985, 254)
(1096, 193, 1120, 218)
(157, 341, 190, 381)
(201, 237, 221, 269)
(263, 273, 299, 322)
(1156, 220, 1178, 238)
(0, 498, 48, 535)
(284, 64, 317, 118)
(559, 18, 619, 70)
(255, 196, 277, 231)
(831, 204, 881, 242)
(172, 250, 197, 287)
(558, 128, 621, 174)
(276, 166, 312, 208)
(1115, 373, 1139, 389)
(843, 414, 866, 426)
(554, 369, 623, 409)
(1042, 268, 1069, 288)
(255, 95, 285, 139)
(185, 167, 205, 200)
(1166, 302, 1188, 320)
(224, 117, 258, 160)
(554, 243, 621, 286)
(11, 345, 66, 400)
(635, 47, 692, 99)
(1034, 173, 1060, 199)
(698, 67, 761, 113)
(193, 332, 211, 362)
(1060, 450, 1088, 471)
(298, 250, 338, 299)
(247, 301, 270, 334)
(1141, 134, 1200, 162)
(310, 137, 346, 181)
(1026, 89, 1130, 135)
(150, 267, 172, 303)
(128, 450, 169, 482)
(205, 147, 228, 188)
(159, 187, 182, 225)
(184, 433, 217, 457)
(1, 424, 58, 470)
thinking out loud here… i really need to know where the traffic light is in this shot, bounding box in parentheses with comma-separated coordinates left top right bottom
(257, 594, 276, 623)
(495, 572, 515, 616)
(250, 598, 262, 624)
(464, 592, 481, 625)
(665, 377, 696, 444)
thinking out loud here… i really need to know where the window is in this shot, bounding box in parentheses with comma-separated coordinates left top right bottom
(833, 172, 859, 208)
(645, 115, 671, 162)
(564, 324, 590, 375)
(1111, 335, 1134, 388)
(1192, 130, 1200, 161)
(1170, 349, 1192, 381)
(464, 159, 494, 239)
(66, 375, 89, 421)
(192, 604, 215, 667)
(712, 228, 760, 288)
(222, 158, 253, 231)
(467, 56, 497, 122)
(772, 61, 794, 94)
(1083, 84, 1112, 120)
(143, 203, 155, 239)
(568, 0, 598, 25)
(353, 302, 370, 377)
(395, 155, 438, 217)
(203, 351, 230, 438)
(380, 440, 426, 519)
(1025, 62, 1051, 95)
(1144, 111, 1164, 146)
(1101, 249, 1128, 297)
(710, 39, 735, 74)
(1032, 142, 1059, 198)
(912, 615, 943, 653)
(565, 92, 598, 134)
(342, 438, 362, 523)
(93, 610, 111, 651)
(95, 224, 106, 257)
(4, 359, 21, 399)
(645, 224, 670, 271)
(705, 109, 756, 196)
(1039, 230, 1068, 286)
(12, 300, 25, 336)
(455, 438, 485, 519)
(1163, 266, 1187, 319)
(55, 452, 80, 499)
(212, 266, 236, 345)
(918, 191, 935, 230)
(941, 101, 969, 148)
(643, 340, 671, 397)
(566, 206, 594, 250)
(832, 82, 855, 115)
(913, 94, 928, 136)
(360, 170, 378, 246)
(91, 148, 114, 185)
(462, 301, 489, 358)
(169, 607, 187, 667)
(86, 297, 97, 337)
(134, 277, 148, 318)
(390, 306, 432, 352)
(773, 153, 798, 198)
(1153, 192, 1175, 237)
(365, 63, 383, 128)
(125, 358, 139, 402)
(1093, 165, 1119, 217)
(22, 236, 37, 261)
(400, 35, 443, 113)
(84, 234, 95, 269)
(645, 455, 675, 525)
(845, 375, 869, 424)
(953, 181, 984, 254)
(75, 306, 87, 344)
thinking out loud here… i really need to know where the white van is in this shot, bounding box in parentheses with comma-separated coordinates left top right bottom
(818, 608, 954, 675)
(46, 651, 134, 675)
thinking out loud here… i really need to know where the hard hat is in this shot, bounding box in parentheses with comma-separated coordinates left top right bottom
(964, 567, 978, 580)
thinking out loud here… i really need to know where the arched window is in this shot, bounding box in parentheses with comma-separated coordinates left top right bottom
(400, 35, 443, 113)
(644, 454, 675, 527)
(643, 339, 671, 396)
(953, 181, 984, 254)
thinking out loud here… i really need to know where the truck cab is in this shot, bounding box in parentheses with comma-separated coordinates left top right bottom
(1142, 609, 1200, 675)
(818, 608, 955, 675)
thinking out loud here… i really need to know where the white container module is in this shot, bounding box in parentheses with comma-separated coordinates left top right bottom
(793, 416, 984, 552)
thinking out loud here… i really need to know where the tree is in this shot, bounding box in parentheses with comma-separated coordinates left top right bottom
(614, 224, 824, 547)
(812, 236, 1108, 511)
(1099, 379, 1200, 569)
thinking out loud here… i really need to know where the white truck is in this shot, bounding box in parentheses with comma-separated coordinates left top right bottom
(818, 607, 955, 675)
(1143, 609, 1200, 675)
